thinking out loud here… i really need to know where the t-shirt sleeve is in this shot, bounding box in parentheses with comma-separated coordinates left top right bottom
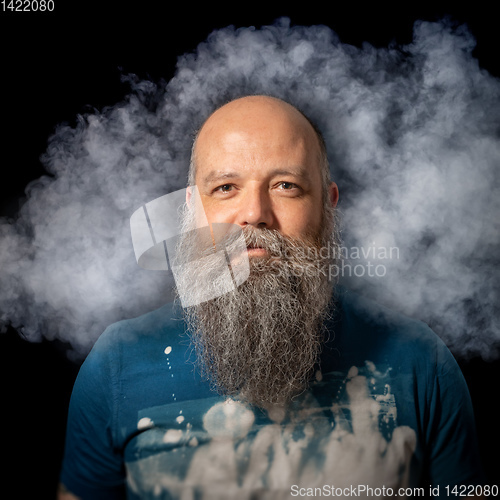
(60, 328, 126, 499)
(426, 339, 486, 488)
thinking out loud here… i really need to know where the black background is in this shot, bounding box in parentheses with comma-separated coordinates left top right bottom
(1, 2, 499, 498)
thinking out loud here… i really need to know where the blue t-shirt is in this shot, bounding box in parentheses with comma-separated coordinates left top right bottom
(60, 288, 484, 499)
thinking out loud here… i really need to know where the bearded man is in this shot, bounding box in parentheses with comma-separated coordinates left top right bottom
(59, 96, 484, 499)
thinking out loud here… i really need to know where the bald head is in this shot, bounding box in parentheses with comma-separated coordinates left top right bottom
(189, 96, 329, 191)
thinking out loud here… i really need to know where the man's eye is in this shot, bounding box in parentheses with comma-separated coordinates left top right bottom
(278, 182, 297, 190)
(214, 184, 233, 193)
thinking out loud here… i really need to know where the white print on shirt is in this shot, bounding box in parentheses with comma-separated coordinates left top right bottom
(127, 362, 416, 499)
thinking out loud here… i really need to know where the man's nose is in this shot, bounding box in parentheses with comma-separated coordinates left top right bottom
(238, 187, 274, 229)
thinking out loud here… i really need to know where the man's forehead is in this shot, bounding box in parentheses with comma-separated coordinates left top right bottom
(197, 129, 310, 160)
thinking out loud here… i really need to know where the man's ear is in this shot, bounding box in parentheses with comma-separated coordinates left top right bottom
(186, 186, 193, 206)
(328, 181, 339, 208)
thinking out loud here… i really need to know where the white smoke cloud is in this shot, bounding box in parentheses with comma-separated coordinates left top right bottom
(1, 18, 499, 360)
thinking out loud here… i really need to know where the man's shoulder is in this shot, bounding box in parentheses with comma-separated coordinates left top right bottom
(337, 287, 436, 337)
(76, 300, 194, 408)
(92, 300, 186, 356)
(334, 287, 450, 366)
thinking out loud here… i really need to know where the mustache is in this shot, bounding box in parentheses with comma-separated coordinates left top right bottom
(197, 225, 284, 263)
(222, 225, 320, 258)
(242, 227, 284, 252)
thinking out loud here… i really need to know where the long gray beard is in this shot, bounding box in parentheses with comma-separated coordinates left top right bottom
(175, 207, 340, 408)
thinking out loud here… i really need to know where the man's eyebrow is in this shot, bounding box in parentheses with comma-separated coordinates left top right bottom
(202, 171, 242, 184)
(268, 168, 309, 180)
